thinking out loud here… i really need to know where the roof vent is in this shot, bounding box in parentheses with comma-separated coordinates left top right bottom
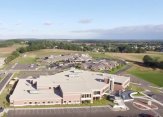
(68, 74, 79, 78)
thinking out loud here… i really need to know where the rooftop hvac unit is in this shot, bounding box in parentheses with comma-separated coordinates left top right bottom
(29, 90, 39, 94)
(68, 74, 79, 78)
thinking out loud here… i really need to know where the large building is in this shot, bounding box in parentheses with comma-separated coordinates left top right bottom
(10, 68, 130, 106)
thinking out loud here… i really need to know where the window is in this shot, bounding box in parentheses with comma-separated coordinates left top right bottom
(43, 102, 45, 104)
(24, 102, 27, 104)
(94, 91, 100, 95)
(29, 102, 32, 104)
(86, 94, 91, 98)
(48, 101, 50, 103)
(82, 94, 84, 98)
(69, 101, 71, 103)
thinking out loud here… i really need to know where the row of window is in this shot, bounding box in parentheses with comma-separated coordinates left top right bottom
(24, 101, 59, 105)
(24, 100, 80, 105)
(63, 100, 80, 104)
(93, 91, 100, 95)
(81, 94, 91, 98)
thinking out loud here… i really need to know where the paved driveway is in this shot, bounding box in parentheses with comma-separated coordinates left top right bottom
(0, 73, 13, 94)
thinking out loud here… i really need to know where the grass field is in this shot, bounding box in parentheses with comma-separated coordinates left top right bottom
(11, 56, 37, 64)
(105, 51, 163, 62)
(109, 65, 127, 74)
(88, 52, 112, 59)
(26, 49, 79, 58)
(0, 85, 10, 108)
(0, 44, 27, 57)
(128, 66, 163, 87)
(127, 84, 145, 92)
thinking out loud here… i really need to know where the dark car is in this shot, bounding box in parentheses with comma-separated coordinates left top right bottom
(0, 107, 4, 113)
(147, 93, 155, 98)
(139, 113, 154, 117)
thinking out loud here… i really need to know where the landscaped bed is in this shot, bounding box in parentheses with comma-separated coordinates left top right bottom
(126, 84, 144, 92)
(133, 101, 158, 110)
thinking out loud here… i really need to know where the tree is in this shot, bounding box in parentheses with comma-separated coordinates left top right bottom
(143, 55, 163, 69)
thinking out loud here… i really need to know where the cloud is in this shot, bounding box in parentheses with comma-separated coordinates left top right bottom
(78, 19, 92, 24)
(71, 24, 163, 39)
(43, 21, 53, 26)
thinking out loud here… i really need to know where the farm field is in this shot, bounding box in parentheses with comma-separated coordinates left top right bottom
(25, 49, 80, 58)
(105, 51, 163, 62)
(0, 44, 27, 57)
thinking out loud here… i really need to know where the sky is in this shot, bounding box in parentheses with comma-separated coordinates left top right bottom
(0, 0, 163, 40)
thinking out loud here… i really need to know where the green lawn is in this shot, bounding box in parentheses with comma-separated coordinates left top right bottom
(12, 57, 37, 64)
(1, 113, 7, 117)
(109, 65, 127, 74)
(132, 92, 144, 96)
(126, 84, 144, 92)
(88, 52, 112, 59)
(0, 85, 10, 108)
(128, 69, 163, 87)
(0, 77, 3, 82)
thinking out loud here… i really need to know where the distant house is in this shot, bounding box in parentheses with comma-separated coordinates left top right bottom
(90, 63, 106, 71)
(43, 53, 92, 65)
(91, 60, 119, 71)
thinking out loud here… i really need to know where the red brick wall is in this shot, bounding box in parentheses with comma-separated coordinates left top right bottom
(114, 84, 123, 91)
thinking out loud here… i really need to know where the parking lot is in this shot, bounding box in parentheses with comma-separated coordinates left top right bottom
(7, 106, 156, 117)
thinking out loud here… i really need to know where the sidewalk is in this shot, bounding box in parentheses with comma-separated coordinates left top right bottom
(8, 105, 111, 110)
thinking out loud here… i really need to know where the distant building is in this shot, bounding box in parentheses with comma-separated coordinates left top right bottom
(80, 59, 120, 71)
(41, 53, 92, 64)
(10, 68, 130, 106)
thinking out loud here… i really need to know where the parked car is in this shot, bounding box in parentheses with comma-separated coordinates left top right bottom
(139, 113, 154, 117)
(108, 95, 116, 101)
(0, 107, 4, 113)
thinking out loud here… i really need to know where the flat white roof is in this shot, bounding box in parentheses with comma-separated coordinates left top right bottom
(10, 79, 62, 101)
(10, 69, 130, 101)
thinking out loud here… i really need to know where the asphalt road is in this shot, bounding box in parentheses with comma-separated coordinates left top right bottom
(7, 106, 157, 117)
(0, 73, 13, 94)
